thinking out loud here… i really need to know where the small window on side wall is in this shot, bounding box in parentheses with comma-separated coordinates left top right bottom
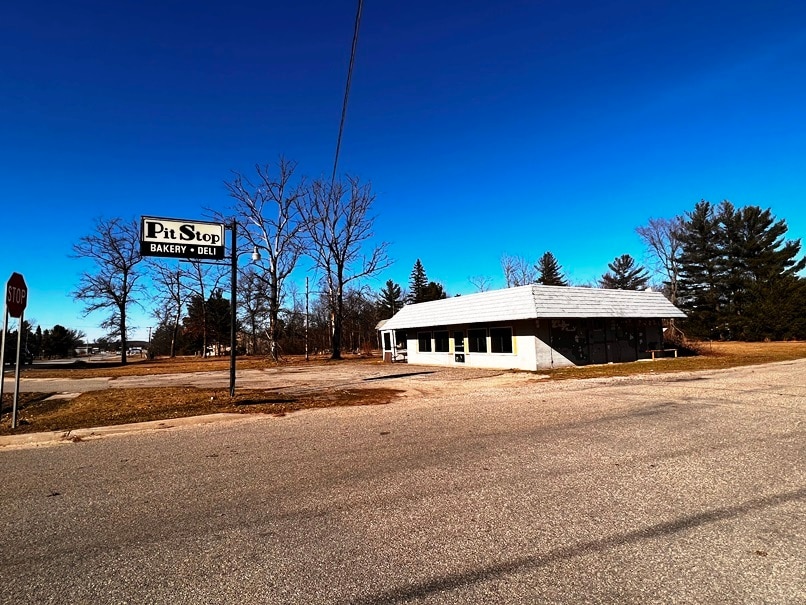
(467, 328, 487, 353)
(490, 327, 513, 353)
(418, 332, 432, 352)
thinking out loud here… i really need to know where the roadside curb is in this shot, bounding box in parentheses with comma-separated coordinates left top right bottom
(0, 413, 249, 451)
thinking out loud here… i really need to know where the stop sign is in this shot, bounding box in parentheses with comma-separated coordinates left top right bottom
(6, 272, 28, 318)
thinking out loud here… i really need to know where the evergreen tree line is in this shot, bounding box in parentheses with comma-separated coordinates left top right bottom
(460, 199, 804, 342)
(3, 322, 84, 360)
(672, 200, 805, 340)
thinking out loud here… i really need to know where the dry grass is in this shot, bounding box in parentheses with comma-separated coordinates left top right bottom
(1, 386, 402, 436)
(2, 342, 804, 436)
(12, 352, 376, 380)
(539, 340, 806, 380)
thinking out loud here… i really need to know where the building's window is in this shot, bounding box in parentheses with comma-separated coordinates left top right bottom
(468, 328, 487, 353)
(434, 330, 449, 352)
(417, 332, 432, 352)
(490, 327, 513, 353)
(383, 332, 391, 350)
(453, 331, 465, 352)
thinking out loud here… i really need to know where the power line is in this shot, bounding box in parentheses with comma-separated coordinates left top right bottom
(331, 0, 364, 185)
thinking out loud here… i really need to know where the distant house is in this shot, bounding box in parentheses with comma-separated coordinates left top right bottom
(378, 284, 686, 370)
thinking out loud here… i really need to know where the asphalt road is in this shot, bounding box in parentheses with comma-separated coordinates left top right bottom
(0, 360, 804, 604)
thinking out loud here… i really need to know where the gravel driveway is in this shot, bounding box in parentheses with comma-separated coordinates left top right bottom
(5, 362, 508, 395)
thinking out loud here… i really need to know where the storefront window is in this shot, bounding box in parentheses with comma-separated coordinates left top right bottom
(468, 328, 487, 353)
(490, 327, 513, 353)
(434, 331, 449, 352)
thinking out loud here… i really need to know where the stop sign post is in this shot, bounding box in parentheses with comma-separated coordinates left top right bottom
(2, 272, 29, 428)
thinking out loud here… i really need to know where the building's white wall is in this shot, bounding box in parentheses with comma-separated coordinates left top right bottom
(383, 317, 668, 371)
(534, 319, 575, 369)
(404, 346, 452, 368)
(400, 320, 540, 371)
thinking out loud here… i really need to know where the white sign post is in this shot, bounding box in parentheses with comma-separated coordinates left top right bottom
(0, 305, 9, 420)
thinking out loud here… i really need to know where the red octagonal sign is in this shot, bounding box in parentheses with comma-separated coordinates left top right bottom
(6, 272, 28, 318)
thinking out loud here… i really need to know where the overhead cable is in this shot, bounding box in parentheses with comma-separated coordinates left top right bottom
(331, 0, 364, 185)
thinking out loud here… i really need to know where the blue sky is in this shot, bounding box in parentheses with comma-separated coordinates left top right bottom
(2, 1, 805, 343)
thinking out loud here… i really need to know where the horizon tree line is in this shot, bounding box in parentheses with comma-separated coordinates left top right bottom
(68, 162, 804, 355)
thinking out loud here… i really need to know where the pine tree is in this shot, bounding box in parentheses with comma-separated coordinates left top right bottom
(717, 202, 805, 339)
(599, 254, 649, 290)
(676, 199, 805, 340)
(535, 252, 568, 286)
(377, 279, 403, 317)
(676, 200, 725, 338)
(421, 281, 448, 302)
(408, 259, 429, 303)
(739, 274, 806, 340)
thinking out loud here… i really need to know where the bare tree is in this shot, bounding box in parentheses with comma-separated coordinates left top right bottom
(636, 216, 683, 305)
(224, 158, 305, 360)
(238, 265, 270, 355)
(71, 217, 143, 364)
(468, 275, 494, 292)
(501, 254, 537, 287)
(298, 176, 392, 359)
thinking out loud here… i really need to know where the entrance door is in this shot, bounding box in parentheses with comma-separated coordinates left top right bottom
(453, 331, 465, 363)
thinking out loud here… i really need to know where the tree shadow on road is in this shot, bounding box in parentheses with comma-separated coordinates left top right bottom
(345, 488, 805, 605)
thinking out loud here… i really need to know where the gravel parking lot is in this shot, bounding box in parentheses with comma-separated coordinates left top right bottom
(0, 359, 804, 603)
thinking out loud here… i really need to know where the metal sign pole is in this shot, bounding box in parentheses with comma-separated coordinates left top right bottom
(305, 276, 309, 361)
(0, 309, 8, 408)
(229, 219, 237, 397)
(11, 312, 23, 429)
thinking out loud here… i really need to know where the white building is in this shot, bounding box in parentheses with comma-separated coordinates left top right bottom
(378, 284, 686, 370)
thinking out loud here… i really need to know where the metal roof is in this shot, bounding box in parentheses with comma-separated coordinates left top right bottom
(380, 284, 686, 330)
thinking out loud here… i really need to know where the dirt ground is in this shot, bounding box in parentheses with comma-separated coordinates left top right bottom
(2, 341, 805, 435)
